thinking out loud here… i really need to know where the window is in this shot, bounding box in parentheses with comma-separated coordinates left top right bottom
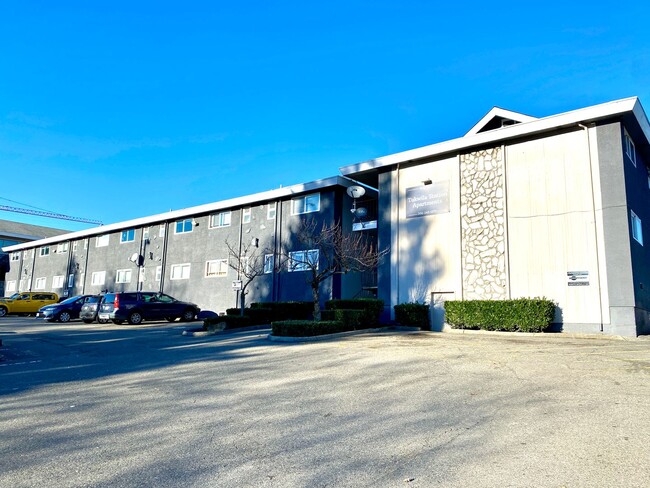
(52, 276, 64, 289)
(68, 274, 75, 288)
(631, 210, 643, 245)
(625, 129, 637, 167)
(116, 269, 132, 283)
(210, 211, 231, 228)
(39, 246, 50, 257)
(288, 249, 319, 272)
(35, 277, 46, 290)
(175, 219, 193, 234)
(242, 207, 252, 224)
(155, 266, 162, 281)
(10, 252, 20, 262)
(143, 227, 150, 240)
(267, 202, 277, 220)
(205, 259, 228, 277)
(19, 279, 27, 291)
(170, 263, 191, 280)
(91, 271, 106, 286)
(292, 193, 320, 215)
(96, 235, 109, 247)
(121, 229, 135, 243)
(264, 254, 274, 274)
(159, 225, 166, 238)
(78, 273, 85, 287)
(6, 281, 16, 293)
(56, 242, 69, 253)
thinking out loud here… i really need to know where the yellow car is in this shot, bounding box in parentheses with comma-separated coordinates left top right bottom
(0, 292, 59, 317)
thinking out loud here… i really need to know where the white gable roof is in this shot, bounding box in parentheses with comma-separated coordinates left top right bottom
(465, 107, 537, 136)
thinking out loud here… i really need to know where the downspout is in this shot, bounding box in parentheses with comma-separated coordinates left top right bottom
(28, 246, 36, 291)
(65, 240, 73, 297)
(396, 163, 401, 308)
(160, 222, 170, 293)
(579, 123, 605, 332)
(236, 208, 244, 308)
(275, 199, 283, 302)
(16, 253, 24, 292)
(82, 238, 90, 294)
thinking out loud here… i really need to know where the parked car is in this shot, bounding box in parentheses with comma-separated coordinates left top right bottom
(79, 295, 109, 324)
(37, 295, 98, 323)
(98, 292, 200, 325)
(0, 292, 59, 317)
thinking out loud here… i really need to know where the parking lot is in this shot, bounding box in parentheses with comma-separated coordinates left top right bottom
(1, 317, 650, 488)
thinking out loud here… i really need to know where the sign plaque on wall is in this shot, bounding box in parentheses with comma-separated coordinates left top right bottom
(405, 180, 450, 219)
(567, 271, 589, 286)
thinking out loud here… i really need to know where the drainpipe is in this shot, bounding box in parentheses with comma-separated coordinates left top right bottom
(28, 247, 36, 291)
(159, 222, 170, 293)
(82, 238, 90, 294)
(579, 123, 605, 332)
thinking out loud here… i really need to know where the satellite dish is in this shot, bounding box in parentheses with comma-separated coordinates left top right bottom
(346, 185, 366, 199)
(355, 207, 368, 218)
(129, 253, 140, 263)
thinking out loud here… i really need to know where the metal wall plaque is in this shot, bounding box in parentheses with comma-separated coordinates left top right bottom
(567, 271, 589, 286)
(405, 181, 450, 219)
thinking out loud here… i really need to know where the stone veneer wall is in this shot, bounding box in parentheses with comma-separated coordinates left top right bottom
(460, 147, 508, 300)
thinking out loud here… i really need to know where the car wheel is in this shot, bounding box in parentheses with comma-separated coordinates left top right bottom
(112, 320, 124, 325)
(0, 307, 7, 317)
(181, 309, 196, 322)
(83, 319, 94, 324)
(128, 312, 143, 325)
(165, 317, 177, 323)
(58, 311, 72, 323)
(98, 318, 109, 324)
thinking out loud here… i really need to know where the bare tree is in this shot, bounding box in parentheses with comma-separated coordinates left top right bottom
(280, 220, 388, 321)
(225, 238, 271, 316)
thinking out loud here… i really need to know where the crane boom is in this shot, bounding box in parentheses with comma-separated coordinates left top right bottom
(0, 205, 102, 225)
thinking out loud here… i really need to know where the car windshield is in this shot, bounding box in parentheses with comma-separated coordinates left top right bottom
(59, 296, 82, 305)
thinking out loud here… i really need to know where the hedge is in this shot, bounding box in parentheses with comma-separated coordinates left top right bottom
(204, 315, 251, 330)
(394, 303, 430, 330)
(320, 309, 364, 330)
(444, 298, 556, 333)
(272, 320, 348, 337)
(250, 301, 313, 321)
(325, 299, 384, 326)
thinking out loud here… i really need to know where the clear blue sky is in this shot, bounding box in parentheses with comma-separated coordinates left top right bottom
(1, 1, 649, 232)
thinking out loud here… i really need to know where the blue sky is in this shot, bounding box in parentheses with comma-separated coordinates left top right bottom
(1, 1, 649, 232)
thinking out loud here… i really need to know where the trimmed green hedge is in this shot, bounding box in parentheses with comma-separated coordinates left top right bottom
(250, 301, 313, 321)
(444, 298, 556, 333)
(325, 299, 384, 326)
(320, 309, 364, 330)
(394, 303, 430, 330)
(204, 315, 251, 330)
(272, 320, 348, 337)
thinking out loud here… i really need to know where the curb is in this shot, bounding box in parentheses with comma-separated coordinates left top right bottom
(268, 325, 421, 343)
(182, 325, 271, 337)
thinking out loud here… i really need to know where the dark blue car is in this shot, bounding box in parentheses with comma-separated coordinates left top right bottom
(37, 295, 99, 323)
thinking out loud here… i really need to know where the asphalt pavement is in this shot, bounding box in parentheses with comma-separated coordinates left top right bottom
(1, 317, 649, 487)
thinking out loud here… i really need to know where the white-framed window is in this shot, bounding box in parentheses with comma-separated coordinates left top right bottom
(143, 227, 150, 240)
(205, 259, 228, 277)
(625, 129, 637, 167)
(68, 274, 75, 288)
(175, 219, 193, 234)
(242, 207, 252, 224)
(631, 210, 643, 245)
(96, 235, 109, 247)
(170, 263, 191, 280)
(288, 249, 319, 272)
(10, 252, 20, 262)
(6, 281, 16, 293)
(267, 202, 277, 220)
(91, 271, 106, 286)
(264, 254, 274, 274)
(78, 273, 85, 287)
(56, 242, 69, 253)
(116, 269, 132, 283)
(39, 246, 50, 257)
(292, 193, 320, 215)
(120, 229, 135, 243)
(155, 266, 162, 281)
(84, 239, 88, 250)
(72, 242, 78, 252)
(35, 277, 46, 290)
(52, 275, 64, 289)
(159, 225, 166, 238)
(209, 211, 231, 228)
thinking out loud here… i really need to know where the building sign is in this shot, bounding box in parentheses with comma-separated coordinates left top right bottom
(567, 271, 589, 286)
(405, 181, 450, 218)
(232, 280, 242, 290)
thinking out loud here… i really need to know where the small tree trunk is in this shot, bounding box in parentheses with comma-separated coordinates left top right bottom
(240, 287, 247, 316)
(311, 283, 321, 321)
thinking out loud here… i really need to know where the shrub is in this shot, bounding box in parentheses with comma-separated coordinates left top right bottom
(394, 303, 431, 330)
(325, 299, 384, 326)
(444, 298, 556, 333)
(250, 301, 313, 321)
(204, 315, 251, 330)
(245, 307, 273, 325)
(226, 308, 241, 316)
(320, 309, 365, 330)
(272, 320, 347, 337)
